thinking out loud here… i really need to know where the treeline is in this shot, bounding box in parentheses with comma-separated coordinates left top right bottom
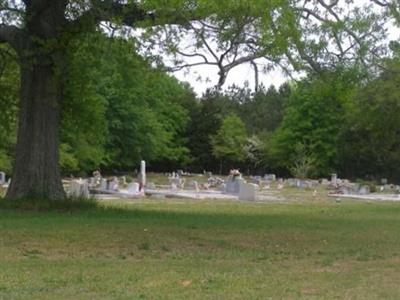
(1, 33, 400, 181)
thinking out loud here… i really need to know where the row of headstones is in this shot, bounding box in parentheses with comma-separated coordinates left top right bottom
(70, 179, 143, 198)
(97, 178, 145, 195)
(70, 161, 147, 198)
(286, 178, 319, 189)
(251, 173, 339, 188)
(339, 184, 371, 195)
(338, 183, 400, 195)
(169, 176, 185, 189)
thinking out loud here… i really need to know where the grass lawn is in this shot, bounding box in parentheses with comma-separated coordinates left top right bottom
(1, 199, 400, 299)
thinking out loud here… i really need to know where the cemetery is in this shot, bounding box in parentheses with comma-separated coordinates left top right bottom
(1, 0, 400, 299)
(3, 163, 396, 204)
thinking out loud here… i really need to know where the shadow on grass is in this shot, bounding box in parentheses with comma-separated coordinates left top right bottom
(1, 197, 400, 233)
(0, 196, 98, 212)
(69, 201, 400, 232)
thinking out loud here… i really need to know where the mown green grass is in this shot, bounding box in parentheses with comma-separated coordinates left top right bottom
(1, 199, 400, 299)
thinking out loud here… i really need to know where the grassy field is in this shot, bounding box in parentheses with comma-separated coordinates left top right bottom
(1, 199, 400, 299)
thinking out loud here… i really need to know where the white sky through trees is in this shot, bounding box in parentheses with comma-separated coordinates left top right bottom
(169, 2, 400, 96)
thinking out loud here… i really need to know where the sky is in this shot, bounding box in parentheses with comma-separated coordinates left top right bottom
(172, 26, 400, 96)
(168, 5, 400, 96)
(173, 58, 293, 95)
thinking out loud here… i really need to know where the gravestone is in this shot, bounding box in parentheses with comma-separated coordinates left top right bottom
(127, 182, 140, 195)
(239, 182, 259, 201)
(189, 180, 200, 192)
(331, 173, 338, 186)
(109, 178, 119, 191)
(220, 183, 226, 192)
(140, 160, 146, 189)
(226, 177, 244, 194)
(296, 179, 309, 188)
(88, 177, 97, 186)
(252, 176, 262, 185)
(100, 178, 107, 190)
(69, 180, 90, 198)
(358, 185, 370, 195)
(204, 171, 212, 177)
(264, 174, 276, 181)
(340, 186, 354, 195)
(0, 172, 5, 185)
(207, 176, 224, 187)
(170, 177, 185, 189)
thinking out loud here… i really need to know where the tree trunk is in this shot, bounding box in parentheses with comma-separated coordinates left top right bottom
(6, 60, 65, 200)
(4, 0, 70, 200)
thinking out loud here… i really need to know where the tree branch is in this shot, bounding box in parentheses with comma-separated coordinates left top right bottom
(370, 0, 390, 7)
(68, 0, 203, 33)
(250, 61, 259, 92)
(67, 1, 148, 31)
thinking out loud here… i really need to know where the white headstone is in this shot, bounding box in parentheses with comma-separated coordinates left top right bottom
(0, 172, 5, 185)
(264, 174, 276, 181)
(239, 182, 259, 201)
(170, 177, 184, 189)
(88, 177, 97, 186)
(100, 178, 107, 190)
(331, 173, 338, 186)
(190, 180, 200, 193)
(127, 182, 140, 195)
(359, 185, 370, 195)
(220, 183, 226, 192)
(69, 180, 90, 198)
(140, 160, 146, 188)
(109, 178, 119, 191)
(226, 177, 244, 194)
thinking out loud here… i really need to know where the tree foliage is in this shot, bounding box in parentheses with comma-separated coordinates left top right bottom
(0, 32, 196, 176)
(64, 32, 197, 173)
(211, 113, 247, 171)
(0, 45, 18, 173)
(270, 70, 358, 177)
(339, 58, 400, 181)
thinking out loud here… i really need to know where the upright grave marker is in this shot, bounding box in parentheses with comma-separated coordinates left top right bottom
(140, 160, 146, 190)
(0, 172, 5, 185)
